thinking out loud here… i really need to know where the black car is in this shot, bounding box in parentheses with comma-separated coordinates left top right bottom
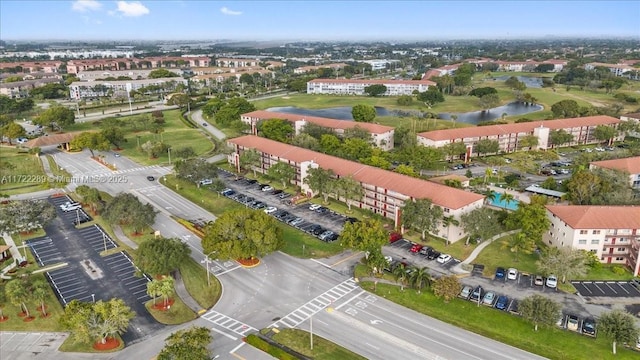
(582, 318, 596, 337)
(271, 189, 283, 195)
(325, 233, 339, 242)
(312, 226, 326, 236)
(469, 286, 483, 302)
(345, 217, 359, 224)
(247, 179, 258, 185)
(316, 206, 329, 214)
(146, 176, 155, 181)
(275, 211, 290, 220)
(278, 192, 291, 199)
(427, 251, 440, 260)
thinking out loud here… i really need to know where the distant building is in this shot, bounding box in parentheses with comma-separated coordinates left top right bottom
(590, 156, 640, 189)
(0, 78, 63, 98)
(0, 61, 63, 73)
(544, 205, 640, 276)
(76, 68, 181, 81)
(68, 77, 187, 100)
(585, 62, 639, 79)
(66, 56, 210, 74)
(240, 110, 395, 150)
(306, 78, 436, 96)
(417, 115, 622, 160)
(293, 63, 348, 74)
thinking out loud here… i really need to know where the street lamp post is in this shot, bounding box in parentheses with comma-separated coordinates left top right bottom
(201, 251, 217, 287)
(91, 293, 95, 303)
(167, 147, 172, 165)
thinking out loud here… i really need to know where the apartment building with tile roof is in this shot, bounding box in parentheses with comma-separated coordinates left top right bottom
(306, 78, 436, 96)
(226, 135, 485, 243)
(545, 205, 640, 276)
(590, 156, 640, 189)
(417, 115, 622, 159)
(240, 110, 394, 150)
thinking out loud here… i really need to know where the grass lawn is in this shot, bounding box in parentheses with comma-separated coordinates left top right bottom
(45, 155, 72, 186)
(361, 282, 640, 360)
(58, 334, 124, 353)
(472, 234, 541, 276)
(271, 328, 367, 360)
(144, 297, 196, 325)
(0, 273, 65, 332)
(178, 258, 221, 309)
(0, 147, 48, 195)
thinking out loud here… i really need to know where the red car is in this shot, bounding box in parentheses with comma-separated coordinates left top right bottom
(410, 243, 423, 253)
(389, 232, 402, 243)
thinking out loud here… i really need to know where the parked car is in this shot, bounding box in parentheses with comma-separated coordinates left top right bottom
(459, 285, 473, 299)
(494, 295, 509, 310)
(556, 314, 566, 328)
(410, 243, 423, 253)
(507, 268, 518, 280)
(309, 203, 322, 211)
(419, 246, 433, 256)
(509, 299, 520, 315)
(61, 202, 82, 212)
(630, 278, 640, 291)
(436, 253, 452, 264)
(264, 206, 278, 214)
(389, 232, 402, 243)
(271, 189, 283, 195)
(546, 275, 558, 288)
(261, 185, 274, 192)
(470, 286, 483, 302)
(495, 267, 506, 280)
(289, 217, 304, 227)
(427, 251, 440, 260)
(534, 275, 544, 286)
(199, 179, 213, 186)
(567, 314, 580, 332)
(582, 318, 596, 337)
(482, 291, 496, 306)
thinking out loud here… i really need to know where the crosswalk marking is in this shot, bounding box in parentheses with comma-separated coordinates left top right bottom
(200, 310, 257, 337)
(271, 278, 359, 329)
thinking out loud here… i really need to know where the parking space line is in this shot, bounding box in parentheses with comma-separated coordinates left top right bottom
(604, 282, 618, 295)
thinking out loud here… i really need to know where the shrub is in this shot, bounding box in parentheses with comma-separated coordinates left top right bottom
(611, 265, 627, 275)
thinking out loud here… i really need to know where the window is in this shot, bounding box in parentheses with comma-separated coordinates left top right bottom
(590, 249, 597, 253)
(592, 230, 601, 235)
(615, 257, 624, 261)
(617, 248, 626, 252)
(580, 230, 588, 234)
(591, 239, 599, 245)
(578, 239, 587, 245)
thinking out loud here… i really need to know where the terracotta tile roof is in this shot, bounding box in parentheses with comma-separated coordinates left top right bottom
(591, 156, 640, 174)
(242, 110, 394, 134)
(418, 115, 621, 141)
(622, 112, 640, 119)
(423, 69, 443, 79)
(25, 132, 83, 148)
(546, 205, 640, 229)
(308, 78, 437, 86)
(228, 135, 484, 210)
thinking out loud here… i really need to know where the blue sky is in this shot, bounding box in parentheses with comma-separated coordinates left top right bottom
(1, 1, 638, 41)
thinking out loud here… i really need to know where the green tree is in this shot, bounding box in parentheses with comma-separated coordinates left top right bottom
(566, 168, 637, 205)
(158, 276, 175, 308)
(517, 135, 539, 150)
(504, 76, 526, 90)
(158, 326, 212, 360)
(351, 104, 376, 122)
(267, 162, 296, 188)
(101, 126, 126, 149)
(519, 295, 562, 331)
(537, 247, 588, 284)
(408, 266, 431, 293)
(397, 95, 413, 106)
(392, 263, 408, 291)
(499, 192, 515, 208)
(258, 119, 294, 143)
(1, 122, 26, 145)
(148, 69, 180, 79)
(475, 139, 500, 157)
(137, 238, 190, 276)
(432, 275, 461, 303)
(71, 132, 111, 157)
(507, 202, 549, 243)
(174, 158, 218, 184)
(468, 87, 498, 97)
(593, 125, 617, 145)
(478, 93, 500, 111)
(202, 208, 283, 260)
(551, 99, 580, 118)
(402, 199, 443, 241)
(147, 279, 163, 306)
(173, 146, 196, 159)
(395, 164, 417, 177)
(34, 106, 75, 131)
(31, 280, 50, 317)
(319, 134, 342, 155)
(239, 149, 261, 177)
(417, 88, 445, 105)
(460, 207, 502, 245)
(341, 218, 387, 252)
(5, 279, 31, 318)
(364, 84, 387, 96)
(103, 193, 157, 234)
(442, 141, 467, 161)
(340, 138, 373, 161)
(215, 98, 256, 126)
(548, 129, 574, 148)
(334, 176, 364, 212)
(201, 98, 224, 118)
(343, 126, 371, 141)
(291, 133, 320, 151)
(58, 300, 94, 344)
(503, 232, 534, 262)
(441, 216, 460, 246)
(304, 167, 334, 203)
(0, 289, 6, 320)
(0, 199, 56, 235)
(598, 309, 640, 355)
(91, 299, 135, 345)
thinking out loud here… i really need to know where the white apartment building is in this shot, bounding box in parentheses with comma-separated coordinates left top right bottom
(68, 77, 187, 100)
(76, 68, 181, 81)
(590, 156, 640, 189)
(240, 110, 395, 150)
(544, 205, 640, 276)
(307, 78, 436, 96)
(585, 62, 639, 79)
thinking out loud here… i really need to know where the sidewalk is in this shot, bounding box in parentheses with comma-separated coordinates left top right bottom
(39, 154, 55, 177)
(451, 229, 520, 274)
(1, 232, 26, 279)
(173, 269, 205, 315)
(112, 225, 139, 250)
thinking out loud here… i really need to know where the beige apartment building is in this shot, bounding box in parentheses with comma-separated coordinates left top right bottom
(590, 156, 640, 189)
(306, 78, 436, 96)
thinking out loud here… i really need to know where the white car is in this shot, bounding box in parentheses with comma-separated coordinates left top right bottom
(61, 202, 82, 212)
(309, 203, 322, 211)
(264, 206, 278, 214)
(436, 253, 452, 264)
(507, 268, 518, 280)
(199, 179, 213, 186)
(546, 275, 558, 288)
(261, 186, 274, 192)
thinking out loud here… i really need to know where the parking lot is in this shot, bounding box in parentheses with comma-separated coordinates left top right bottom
(46, 265, 93, 305)
(385, 239, 461, 275)
(26, 236, 63, 266)
(76, 224, 118, 253)
(571, 281, 640, 298)
(50, 194, 92, 225)
(102, 251, 152, 304)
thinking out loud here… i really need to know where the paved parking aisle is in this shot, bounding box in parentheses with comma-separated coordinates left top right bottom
(572, 281, 640, 297)
(76, 225, 118, 253)
(26, 236, 63, 266)
(45, 266, 92, 305)
(102, 251, 152, 304)
(271, 278, 359, 329)
(50, 194, 92, 225)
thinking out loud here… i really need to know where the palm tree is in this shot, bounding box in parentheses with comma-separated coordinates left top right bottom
(158, 277, 175, 308)
(31, 280, 49, 316)
(392, 264, 408, 291)
(450, 114, 458, 128)
(5, 280, 30, 318)
(442, 216, 460, 246)
(408, 266, 431, 293)
(500, 192, 516, 209)
(146, 279, 162, 306)
(483, 189, 497, 205)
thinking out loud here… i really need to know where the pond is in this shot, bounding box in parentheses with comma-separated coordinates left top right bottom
(492, 75, 544, 88)
(268, 101, 543, 125)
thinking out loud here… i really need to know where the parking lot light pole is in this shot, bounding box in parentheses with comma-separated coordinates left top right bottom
(91, 293, 95, 303)
(102, 232, 108, 252)
(201, 251, 217, 287)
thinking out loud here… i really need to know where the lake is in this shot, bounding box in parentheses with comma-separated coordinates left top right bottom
(492, 75, 544, 88)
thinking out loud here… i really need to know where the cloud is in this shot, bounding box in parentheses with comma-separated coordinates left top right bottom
(115, 1, 150, 17)
(220, 6, 242, 16)
(72, 0, 102, 12)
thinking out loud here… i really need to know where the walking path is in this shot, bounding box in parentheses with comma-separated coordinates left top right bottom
(450, 229, 520, 275)
(112, 225, 139, 250)
(0, 232, 25, 279)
